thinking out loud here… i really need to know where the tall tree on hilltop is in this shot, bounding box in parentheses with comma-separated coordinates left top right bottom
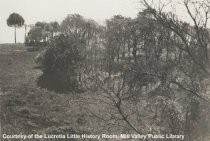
(7, 13, 25, 44)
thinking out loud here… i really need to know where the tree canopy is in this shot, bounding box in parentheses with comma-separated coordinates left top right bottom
(7, 13, 24, 27)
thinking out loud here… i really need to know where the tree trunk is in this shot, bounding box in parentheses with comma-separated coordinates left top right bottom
(25, 25, 27, 41)
(14, 26, 17, 44)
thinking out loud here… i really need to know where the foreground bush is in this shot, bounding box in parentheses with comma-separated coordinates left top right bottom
(36, 34, 85, 92)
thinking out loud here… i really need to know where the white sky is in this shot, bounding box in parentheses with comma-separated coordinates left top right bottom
(0, 0, 139, 43)
(0, 0, 209, 43)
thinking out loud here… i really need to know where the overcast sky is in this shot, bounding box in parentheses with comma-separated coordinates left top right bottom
(0, 0, 140, 43)
(0, 0, 209, 44)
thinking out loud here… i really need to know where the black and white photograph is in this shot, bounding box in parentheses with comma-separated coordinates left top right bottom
(0, 0, 210, 141)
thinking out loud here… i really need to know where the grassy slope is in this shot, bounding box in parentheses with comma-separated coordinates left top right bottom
(1, 44, 209, 141)
(0, 44, 105, 140)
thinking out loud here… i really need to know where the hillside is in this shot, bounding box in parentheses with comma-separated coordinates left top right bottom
(0, 44, 105, 140)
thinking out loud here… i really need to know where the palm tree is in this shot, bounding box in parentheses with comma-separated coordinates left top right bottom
(7, 13, 25, 44)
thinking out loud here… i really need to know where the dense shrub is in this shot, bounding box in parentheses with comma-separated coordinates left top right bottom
(37, 34, 85, 92)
